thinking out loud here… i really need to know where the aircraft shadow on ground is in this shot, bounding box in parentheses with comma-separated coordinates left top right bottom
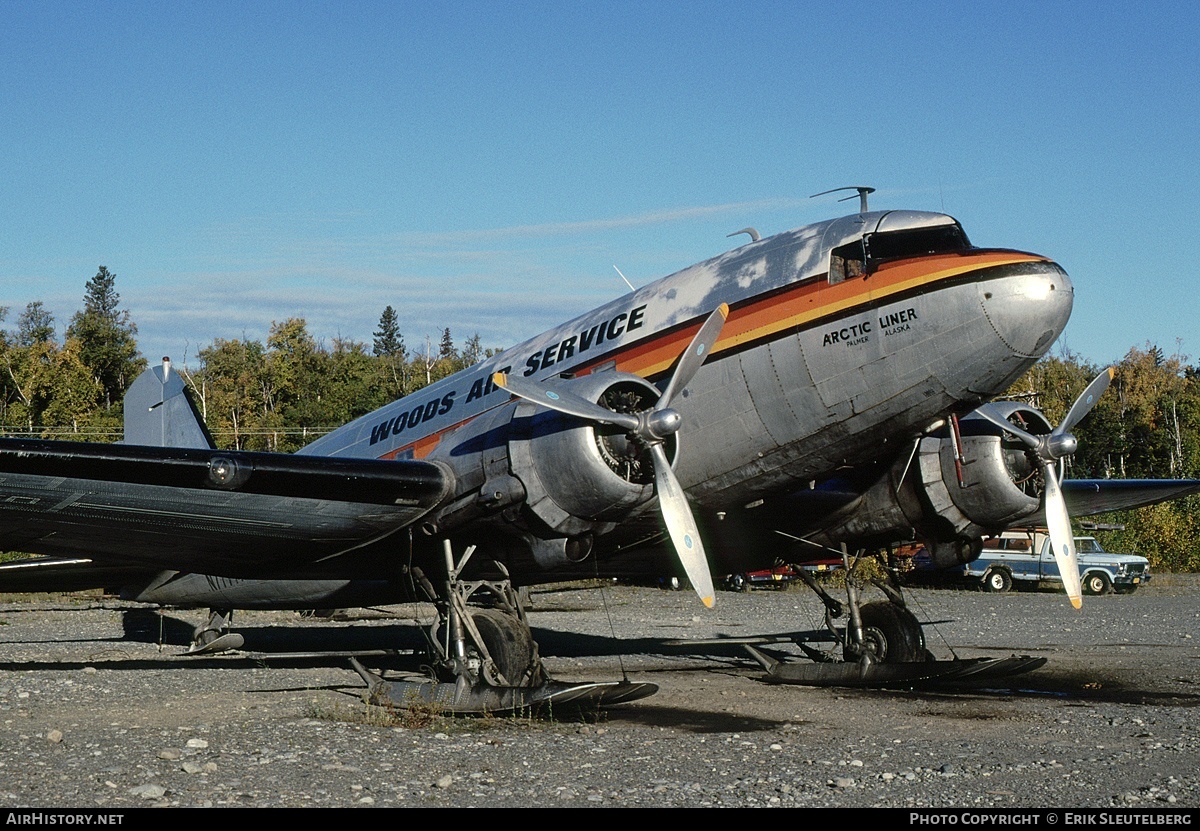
(111, 608, 781, 665)
(3, 610, 1196, 713)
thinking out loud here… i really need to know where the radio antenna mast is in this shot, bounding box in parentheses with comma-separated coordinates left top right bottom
(810, 186, 876, 213)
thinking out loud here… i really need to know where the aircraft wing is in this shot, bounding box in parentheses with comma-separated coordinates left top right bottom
(0, 438, 452, 578)
(1061, 478, 1200, 517)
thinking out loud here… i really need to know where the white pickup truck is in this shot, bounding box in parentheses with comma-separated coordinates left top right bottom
(961, 529, 1151, 595)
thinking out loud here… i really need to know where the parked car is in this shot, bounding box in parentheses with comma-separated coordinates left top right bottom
(724, 560, 841, 592)
(915, 529, 1150, 595)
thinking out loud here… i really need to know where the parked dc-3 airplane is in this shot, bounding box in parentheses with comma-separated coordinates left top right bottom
(3, 188, 1198, 709)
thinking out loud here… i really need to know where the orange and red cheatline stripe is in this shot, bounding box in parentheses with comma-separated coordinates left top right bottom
(573, 250, 1048, 380)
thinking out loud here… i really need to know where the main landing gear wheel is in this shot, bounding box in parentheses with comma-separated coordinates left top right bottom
(983, 569, 1013, 593)
(715, 547, 1048, 688)
(844, 601, 927, 664)
(466, 607, 540, 687)
(353, 540, 657, 714)
(1082, 572, 1112, 596)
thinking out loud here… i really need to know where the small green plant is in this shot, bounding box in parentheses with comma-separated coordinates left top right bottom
(304, 693, 450, 729)
(386, 695, 448, 729)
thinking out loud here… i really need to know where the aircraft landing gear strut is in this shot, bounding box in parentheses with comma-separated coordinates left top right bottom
(351, 540, 658, 714)
(735, 545, 1046, 687)
(185, 607, 245, 655)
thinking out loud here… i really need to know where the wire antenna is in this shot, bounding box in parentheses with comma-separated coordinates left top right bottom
(613, 265, 636, 291)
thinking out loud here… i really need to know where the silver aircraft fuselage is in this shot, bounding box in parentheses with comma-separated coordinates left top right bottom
(303, 209, 1072, 515)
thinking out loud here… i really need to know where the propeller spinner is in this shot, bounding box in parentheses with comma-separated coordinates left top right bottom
(974, 367, 1115, 609)
(494, 304, 729, 608)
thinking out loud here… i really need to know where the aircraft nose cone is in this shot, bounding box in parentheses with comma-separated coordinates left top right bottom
(979, 260, 1073, 358)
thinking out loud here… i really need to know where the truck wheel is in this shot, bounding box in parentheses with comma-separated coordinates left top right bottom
(728, 573, 749, 593)
(1082, 572, 1112, 595)
(982, 569, 1012, 593)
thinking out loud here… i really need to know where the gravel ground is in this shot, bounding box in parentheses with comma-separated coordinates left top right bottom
(1, 574, 1198, 809)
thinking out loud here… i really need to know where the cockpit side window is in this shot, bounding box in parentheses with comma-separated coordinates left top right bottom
(863, 223, 972, 269)
(828, 239, 866, 284)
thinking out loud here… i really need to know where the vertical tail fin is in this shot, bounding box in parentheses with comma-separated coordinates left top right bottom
(123, 357, 216, 449)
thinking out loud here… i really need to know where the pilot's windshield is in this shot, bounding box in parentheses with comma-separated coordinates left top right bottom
(864, 223, 971, 266)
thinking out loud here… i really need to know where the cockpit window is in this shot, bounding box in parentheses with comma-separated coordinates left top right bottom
(864, 223, 972, 266)
(828, 223, 971, 283)
(828, 240, 866, 284)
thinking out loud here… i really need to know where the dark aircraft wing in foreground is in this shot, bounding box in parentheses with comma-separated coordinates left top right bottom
(0, 438, 451, 577)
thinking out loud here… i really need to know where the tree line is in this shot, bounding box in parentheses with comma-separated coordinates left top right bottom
(2, 267, 1198, 569)
(1, 270, 494, 452)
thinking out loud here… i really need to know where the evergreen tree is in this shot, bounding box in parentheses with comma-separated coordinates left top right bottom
(438, 327, 455, 361)
(372, 306, 409, 397)
(373, 306, 405, 358)
(65, 266, 145, 409)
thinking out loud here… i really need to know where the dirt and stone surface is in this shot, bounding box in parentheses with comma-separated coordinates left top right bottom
(1, 574, 1198, 808)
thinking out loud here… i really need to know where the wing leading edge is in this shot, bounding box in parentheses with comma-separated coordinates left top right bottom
(1061, 478, 1200, 517)
(0, 438, 453, 577)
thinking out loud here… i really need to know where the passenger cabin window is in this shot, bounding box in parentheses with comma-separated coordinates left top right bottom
(828, 240, 866, 284)
(863, 223, 971, 269)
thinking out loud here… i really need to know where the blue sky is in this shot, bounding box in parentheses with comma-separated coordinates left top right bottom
(2, 1, 1197, 369)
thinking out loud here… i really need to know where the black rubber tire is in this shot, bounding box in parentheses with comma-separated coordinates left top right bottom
(982, 569, 1013, 593)
(844, 601, 927, 663)
(469, 608, 539, 686)
(728, 574, 749, 593)
(1082, 572, 1112, 596)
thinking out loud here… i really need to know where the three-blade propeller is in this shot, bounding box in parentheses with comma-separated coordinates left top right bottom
(494, 304, 729, 608)
(973, 367, 1115, 609)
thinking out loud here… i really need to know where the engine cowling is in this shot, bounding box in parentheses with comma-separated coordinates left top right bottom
(507, 372, 672, 539)
(429, 372, 675, 568)
(918, 402, 1052, 544)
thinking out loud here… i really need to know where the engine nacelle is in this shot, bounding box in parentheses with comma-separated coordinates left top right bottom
(428, 372, 672, 565)
(917, 402, 1051, 542)
(507, 372, 669, 539)
(804, 402, 1054, 562)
